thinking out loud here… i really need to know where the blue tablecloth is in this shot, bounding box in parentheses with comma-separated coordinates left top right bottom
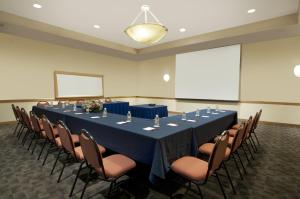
(32, 106, 236, 182)
(103, 101, 129, 115)
(129, 104, 168, 119)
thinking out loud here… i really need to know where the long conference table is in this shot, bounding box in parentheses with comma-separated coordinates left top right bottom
(32, 105, 237, 182)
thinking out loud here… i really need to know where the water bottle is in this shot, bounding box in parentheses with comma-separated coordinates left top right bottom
(215, 105, 219, 112)
(206, 106, 211, 114)
(154, 114, 160, 127)
(127, 111, 132, 122)
(182, 112, 187, 120)
(73, 103, 77, 111)
(195, 108, 200, 117)
(50, 101, 53, 107)
(62, 103, 65, 109)
(102, 108, 107, 117)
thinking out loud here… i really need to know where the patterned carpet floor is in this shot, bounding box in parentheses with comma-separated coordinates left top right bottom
(0, 123, 299, 199)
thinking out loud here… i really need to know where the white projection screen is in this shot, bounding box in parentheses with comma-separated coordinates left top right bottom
(54, 71, 103, 99)
(175, 44, 241, 101)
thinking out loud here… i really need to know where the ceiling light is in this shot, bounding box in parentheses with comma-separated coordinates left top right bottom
(294, 65, 300, 77)
(179, 28, 186, 32)
(33, 4, 42, 9)
(93, 24, 100, 29)
(247, 9, 256, 14)
(125, 5, 168, 45)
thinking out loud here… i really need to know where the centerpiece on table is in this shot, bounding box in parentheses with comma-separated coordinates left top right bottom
(82, 100, 103, 113)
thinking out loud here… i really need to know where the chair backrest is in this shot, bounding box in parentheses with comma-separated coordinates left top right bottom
(79, 129, 107, 178)
(56, 121, 77, 158)
(30, 111, 42, 133)
(21, 108, 33, 131)
(15, 106, 23, 123)
(37, 101, 49, 107)
(243, 116, 253, 141)
(231, 122, 248, 152)
(207, 131, 229, 175)
(41, 115, 56, 141)
(254, 109, 262, 130)
(11, 104, 19, 121)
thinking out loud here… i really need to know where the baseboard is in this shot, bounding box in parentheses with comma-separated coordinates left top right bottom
(0, 121, 17, 125)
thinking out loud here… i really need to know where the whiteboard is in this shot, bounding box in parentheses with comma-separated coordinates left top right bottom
(54, 72, 103, 98)
(175, 44, 240, 101)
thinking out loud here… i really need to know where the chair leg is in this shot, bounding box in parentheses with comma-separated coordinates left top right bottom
(232, 154, 243, 180)
(184, 181, 191, 195)
(13, 122, 20, 135)
(69, 161, 85, 197)
(27, 133, 36, 150)
(223, 162, 236, 194)
(241, 145, 250, 163)
(57, 153, 70, 183)
(17, 125, 24, 139)
(31, 137, 40, 155)
(195, 183, 203, 199)
(42, 143, 53, 166)
(51, 149, 63, 175)
(236, 151, 247, 174)
(216, 172, 227, 199)
(80, 167, 92, 199)
(38, 139, 48, 160)
(250, 136, 258, 152)
(108, 181, 116, 199)
(253, 132, 260, 146)
(244, 141, 254, 160)
(21, 130, 30, 145)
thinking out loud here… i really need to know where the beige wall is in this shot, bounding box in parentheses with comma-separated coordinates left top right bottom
(137, 56, 175, 98)
(1, 33, 300, 124)
(0, 33, 137, 100)
(241, 37, 300, 102)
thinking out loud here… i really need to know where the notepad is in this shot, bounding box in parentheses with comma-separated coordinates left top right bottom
(202, 115, 210, 118)
(212, 112, 219, 115)
(187, 120, 196, 122)
(74, 113, 83, 115)
(167, 123, 178, 127)
(219, 110, 226, 113)
(90, 116, 100, 119)
(63, 110, 71, 112)
(143, 127, 155, 131)
(116, 121, 127, 124)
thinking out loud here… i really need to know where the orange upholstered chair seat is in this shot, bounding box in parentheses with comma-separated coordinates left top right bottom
(232, 123, 242, 130)
(95, 154, 136, 178)
(229, 129, 238, 137)
(199, 143, 231, 160)
(171, 156, 209, 181)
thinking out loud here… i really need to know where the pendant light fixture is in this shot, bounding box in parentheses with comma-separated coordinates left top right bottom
(124, 5, 168, 45)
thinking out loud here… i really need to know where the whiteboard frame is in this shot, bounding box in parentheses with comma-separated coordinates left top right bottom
(54, 71, 104, 100)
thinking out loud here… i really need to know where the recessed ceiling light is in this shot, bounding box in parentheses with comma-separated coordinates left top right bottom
(93, 24, 100, 29)
(179, 28, 186, 32)
(33, 4, 42, 9)
(247, 9, 256, 14)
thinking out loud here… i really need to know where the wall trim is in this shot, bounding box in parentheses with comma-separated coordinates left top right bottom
(0, 121, 16, 125)
(1, 97, 300, 106)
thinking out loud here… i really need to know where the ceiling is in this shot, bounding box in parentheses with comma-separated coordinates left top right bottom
(0, 0, 299, 49)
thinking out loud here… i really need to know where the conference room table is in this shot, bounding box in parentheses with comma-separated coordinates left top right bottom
(32, 106, 237, 183)
(129, 104, 168, 119)
(102, 101, 129, 115)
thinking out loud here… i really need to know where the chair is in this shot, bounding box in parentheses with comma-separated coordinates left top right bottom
(11, 104, 21, 135)
(252, 109, 262, 146)
(54, 121, 106, 197)
(15, 106, 26, 139)
(40, 115, 63, 163)
(29, 112, 47, 155)
(171, 131, 229, 199)
(79, 129, 136, 199)
(199, 122, 250, 190)
(19, 108, 35, 147)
